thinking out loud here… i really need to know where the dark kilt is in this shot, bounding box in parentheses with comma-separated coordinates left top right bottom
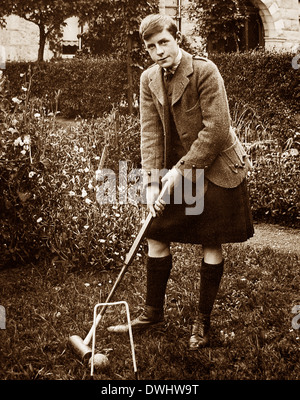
(146, 179, 254, 246)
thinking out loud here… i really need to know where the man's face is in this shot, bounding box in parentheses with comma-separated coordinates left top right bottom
(144, 28, 180, 69)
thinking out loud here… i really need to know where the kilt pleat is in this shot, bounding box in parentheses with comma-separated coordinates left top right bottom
(146, 179, 254, 245)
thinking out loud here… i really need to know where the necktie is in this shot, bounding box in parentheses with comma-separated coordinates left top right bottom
(164, 69, 174, 82)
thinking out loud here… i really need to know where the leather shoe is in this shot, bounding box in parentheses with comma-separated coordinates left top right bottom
(189, 314, 211, 350)
(107, 306, 164, 333)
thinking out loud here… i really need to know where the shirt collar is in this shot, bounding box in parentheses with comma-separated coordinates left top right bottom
(163, 49, 182, 74)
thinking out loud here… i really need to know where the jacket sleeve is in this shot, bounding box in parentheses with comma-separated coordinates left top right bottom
(174, 60, 231, 176)
(140, 70, 165, 187)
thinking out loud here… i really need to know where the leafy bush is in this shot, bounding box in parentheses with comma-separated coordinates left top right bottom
(210, 50, 299, 146)
(231, 103, 299, 227)
(5, 57, 128, 118)
(0, 70, 143, 269)
(248, 147, 299, 226)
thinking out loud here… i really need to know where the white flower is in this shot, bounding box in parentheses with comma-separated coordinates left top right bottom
(85, 198, 92, 205)
(21, 86, 28, 92)
(20, 149, 26, 155)
(34, 113, 41, 118)
(69, 190, 76, 196)
(290, 148, 299, 156)
(81, 188, 87, 198)
(14, 137, 23, 146)
(37, 217, 42, 223)
(84, 225, 89, 229)
(8, 127, 17, 134)
(84, 283, 90, 287)
(84, 167, 89, 173)
(20, 73, 25, 77)
(12, 97, 22, 104)
(23, 135, 31, 144)
(99, 239, 106, 243)
(28, 171, 36, 178)
(79, 147, 84, 153)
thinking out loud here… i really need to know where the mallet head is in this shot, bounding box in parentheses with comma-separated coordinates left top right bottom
(69, 335, 92, 360)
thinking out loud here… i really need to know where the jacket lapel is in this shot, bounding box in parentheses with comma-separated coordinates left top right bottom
(171, 51, 193, 106)
(148, 67, 165, 106)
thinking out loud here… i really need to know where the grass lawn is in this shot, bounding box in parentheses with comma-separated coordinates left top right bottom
(0, 229, 299, 381)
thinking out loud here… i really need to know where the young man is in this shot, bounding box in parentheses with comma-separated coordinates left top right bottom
(108, 14, 254, 349)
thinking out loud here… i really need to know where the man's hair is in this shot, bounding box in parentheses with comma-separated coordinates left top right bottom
(139, 14, 178, 41)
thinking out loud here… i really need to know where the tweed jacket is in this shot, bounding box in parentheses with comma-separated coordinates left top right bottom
(140, 49, 251, 189)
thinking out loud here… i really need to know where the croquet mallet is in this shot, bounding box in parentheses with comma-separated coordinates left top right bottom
(69, 182, 169, 361)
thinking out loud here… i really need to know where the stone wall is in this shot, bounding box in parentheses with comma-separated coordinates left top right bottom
(161, 0, 300, 51)
(251, 0, 300, 50)
(0, 15, 53, 62)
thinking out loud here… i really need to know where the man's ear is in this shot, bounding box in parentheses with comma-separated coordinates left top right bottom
(175, 31, 182, 44)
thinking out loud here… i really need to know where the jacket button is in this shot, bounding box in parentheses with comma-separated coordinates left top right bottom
(147, 171, 151, 176)
(235, 163, 239, 168)
(180, 160, 184, 165)
(192, 164, 196, 169)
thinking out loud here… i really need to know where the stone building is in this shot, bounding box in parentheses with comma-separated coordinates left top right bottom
(162, 0, 299, 52)
(0, 0, 299, 64)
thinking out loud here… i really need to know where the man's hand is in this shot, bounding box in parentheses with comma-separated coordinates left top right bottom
(146, 168, 182, 217)
(146, 184, 165, 217)
(161, 167, 182, 194)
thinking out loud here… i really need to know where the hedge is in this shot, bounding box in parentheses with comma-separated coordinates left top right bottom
(210, 51, 299, 145)
(4, 51, 299, 145)
(4, 57, 128, 118)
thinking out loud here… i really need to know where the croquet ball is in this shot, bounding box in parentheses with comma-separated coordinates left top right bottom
(89, 353, 109, 369)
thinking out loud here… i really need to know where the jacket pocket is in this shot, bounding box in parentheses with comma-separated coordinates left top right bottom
(185, 99, 201, 114)
(220, 139, 250, 174)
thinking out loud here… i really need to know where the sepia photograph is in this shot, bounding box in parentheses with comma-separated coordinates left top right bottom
(0, 0, 299, 387)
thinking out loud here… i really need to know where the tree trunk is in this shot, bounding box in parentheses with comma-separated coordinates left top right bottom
(126, 35, 133, 114)
(233, 32, 240, 53)
(38, 25, 46, 62)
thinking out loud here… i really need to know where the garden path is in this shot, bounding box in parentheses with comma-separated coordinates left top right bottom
(237, 223, 299, 255)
